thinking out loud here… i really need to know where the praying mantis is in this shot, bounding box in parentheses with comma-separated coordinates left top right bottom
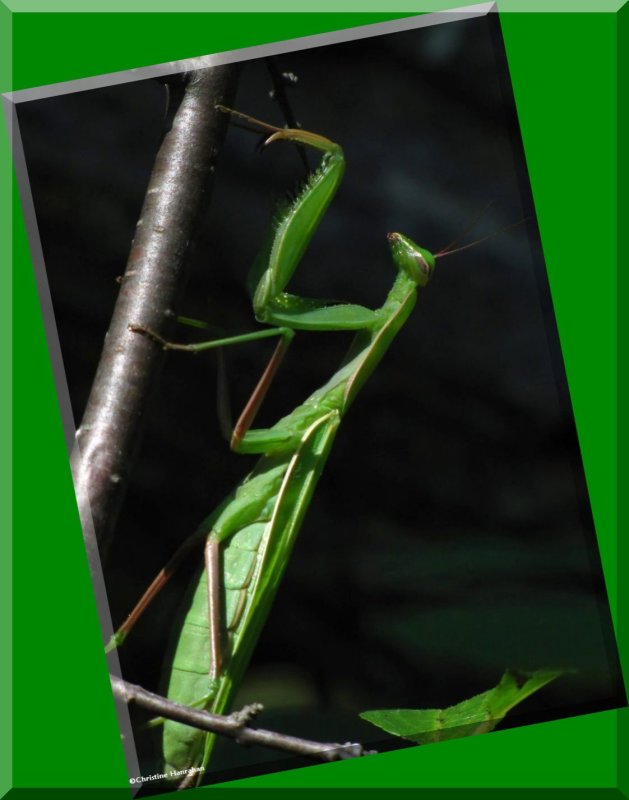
(108, 108, 468, 788)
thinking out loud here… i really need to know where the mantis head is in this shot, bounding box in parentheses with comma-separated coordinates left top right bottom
(387, 232, 435, 288)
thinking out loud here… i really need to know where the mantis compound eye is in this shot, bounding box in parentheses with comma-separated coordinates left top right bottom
(387, 232, 435, 287)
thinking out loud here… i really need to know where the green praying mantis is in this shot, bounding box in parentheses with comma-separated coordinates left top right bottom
(107, 107, 505, 788)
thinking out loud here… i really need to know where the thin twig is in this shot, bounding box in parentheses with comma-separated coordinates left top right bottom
(71, 65, 239, 566)
(111, 675, 375, 763)
(265, 57, 309, 173)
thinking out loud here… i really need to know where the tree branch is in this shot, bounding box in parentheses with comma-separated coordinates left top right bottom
(111, 675, 375, 763)
(71, 65, 239, 565)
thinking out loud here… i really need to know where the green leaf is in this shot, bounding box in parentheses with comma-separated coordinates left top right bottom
(359, 669, 563, 744)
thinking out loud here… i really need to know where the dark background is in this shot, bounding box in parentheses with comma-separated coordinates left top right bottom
(16, 13, 625, 785)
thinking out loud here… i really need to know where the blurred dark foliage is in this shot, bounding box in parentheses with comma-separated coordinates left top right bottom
(16, 13, 624, 784)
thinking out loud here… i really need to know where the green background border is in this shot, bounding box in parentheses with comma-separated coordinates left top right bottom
(2, 3, 626, 797)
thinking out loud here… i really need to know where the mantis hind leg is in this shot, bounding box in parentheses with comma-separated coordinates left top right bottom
(105, 528, 207, 651)
(206, 536, 223, 682)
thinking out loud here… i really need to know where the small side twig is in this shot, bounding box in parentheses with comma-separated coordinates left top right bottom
(111, 675, 375, 763)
